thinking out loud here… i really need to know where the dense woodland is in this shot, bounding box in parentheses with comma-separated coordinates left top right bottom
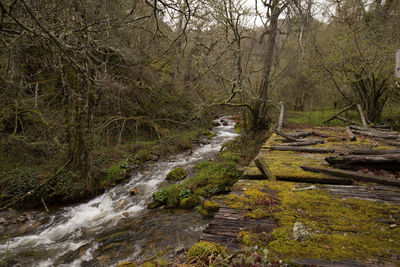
(0, 0, 399, 209)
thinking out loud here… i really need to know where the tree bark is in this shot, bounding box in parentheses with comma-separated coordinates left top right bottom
(277, 102, 285, 132)
(357, 104, 368, 127)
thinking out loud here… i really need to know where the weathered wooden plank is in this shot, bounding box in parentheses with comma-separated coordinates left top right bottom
(326, 154, 400, 165)
(349, 149, 400, 155)
(301, 166, 400, 187)
(254, 157, 276, 180)
(270, 146, 335, 153)
(276, 139, 325, 147)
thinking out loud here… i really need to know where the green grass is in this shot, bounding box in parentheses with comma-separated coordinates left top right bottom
(287, 109, 359, 126)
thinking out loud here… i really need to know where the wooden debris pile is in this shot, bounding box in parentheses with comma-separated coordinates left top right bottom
(248, 102, 400, 187)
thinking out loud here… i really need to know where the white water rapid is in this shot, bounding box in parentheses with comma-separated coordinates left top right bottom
(0, 116, 239, 266)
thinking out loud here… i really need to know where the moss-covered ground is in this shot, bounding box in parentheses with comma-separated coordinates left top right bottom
(209, 180, 400, 265)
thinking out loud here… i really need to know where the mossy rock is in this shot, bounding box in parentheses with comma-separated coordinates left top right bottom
(180, 197, 197, 209)
(197, 200, 221, 218)
(202, 200, 220, 212)
(193, 188, 208, 197)
(118, 262, 138, 267)
(206, 131, 217, 139)
(187, 241, 228, 259)
(141, 262, 156, 267)
(165, 167, 187, 181)
(135, 150, 153, 162)
(147, 201, 162, 209)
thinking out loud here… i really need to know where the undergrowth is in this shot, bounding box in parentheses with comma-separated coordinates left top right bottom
(149, 132, 267, 211)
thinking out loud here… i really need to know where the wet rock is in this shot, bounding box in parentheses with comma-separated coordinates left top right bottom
(129, 188, 139, 196)
(29, 221, 41, 232)
(17, 216, 26, 223)
(147, 201, 162, 209)
(91, 203, 100, 208)
(117, 200, 126, 209)
(0, 217, 6, 224)
(18, 224, 29, 235)
(174, 246, 185, 254)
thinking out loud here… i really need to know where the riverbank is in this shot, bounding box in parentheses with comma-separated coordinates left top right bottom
(0, 116, 263, 266)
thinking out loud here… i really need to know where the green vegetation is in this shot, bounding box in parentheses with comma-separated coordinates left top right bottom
(287, 109, 359, 126)
(165, 167, 187, 181)
(187, 241, 228, 259)
(149, 132, 267, 212)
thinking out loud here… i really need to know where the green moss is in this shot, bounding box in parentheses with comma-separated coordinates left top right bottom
(118, 262, 138, 267)
(216, 180, 400, 264)
(253, 181, 400, 264)
(237, 231, 270, 247)
(206, 131, 217, 139)
(180, 197, 197, 209)
(246, 208, 268, 219)
(187, 241, 228, 259)
(165, 167, 187, 181)
(197, 200, 221, 218)
(141, 262, 156, 267)
(202, 200, 220, 212)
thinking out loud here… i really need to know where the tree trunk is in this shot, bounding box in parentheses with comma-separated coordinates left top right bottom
(255, 11, 279, 130)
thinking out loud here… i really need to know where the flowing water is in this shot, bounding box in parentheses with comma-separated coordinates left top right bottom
(0, 117, 239, 266)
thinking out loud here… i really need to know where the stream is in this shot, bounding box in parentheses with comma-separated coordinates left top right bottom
(0, 116, 239, 266)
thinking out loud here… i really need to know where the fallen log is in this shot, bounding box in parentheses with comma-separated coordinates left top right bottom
(336, 116, 361, 126)
(322, 104, 356, 124)
(345, 126, 356, 141)
(326, 154, 400, 165)
(254, 157, 276, 180)
(377, 139, 400, 147)
(351, 129, 400, 140)
(349, 149, 400, 155)
(277, 102, 285, 132)
(300, 166, 400, 187)
(312, 132, 341, 138)
(350, 125, 398, 135)
(275, 131, 299, 142)
(270, 146, 335, 153)
(277, 139, 325, 147)
(288, 131, 315, 139)
(357, 104, 368, 127)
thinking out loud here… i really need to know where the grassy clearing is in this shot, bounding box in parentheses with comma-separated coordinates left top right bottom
(287, 109, 360, 126)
